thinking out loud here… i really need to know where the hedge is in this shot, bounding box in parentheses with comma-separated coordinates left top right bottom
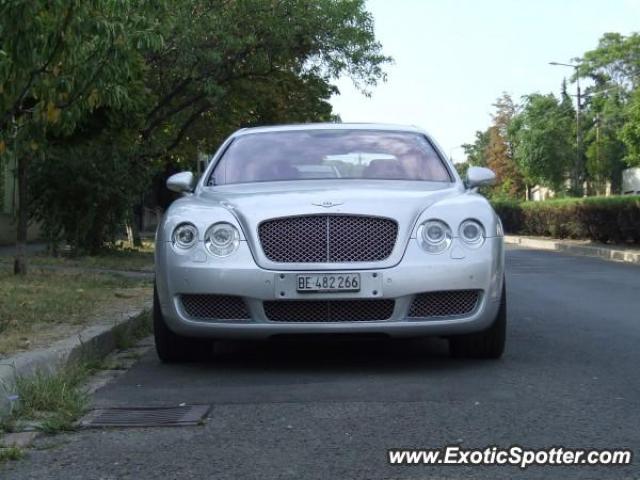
(492, 196, 640, 244)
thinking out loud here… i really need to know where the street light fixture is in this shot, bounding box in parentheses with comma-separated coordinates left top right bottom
(549, 61, 582, 195)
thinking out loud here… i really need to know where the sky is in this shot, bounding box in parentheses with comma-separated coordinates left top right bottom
(329, 0, 640, 163)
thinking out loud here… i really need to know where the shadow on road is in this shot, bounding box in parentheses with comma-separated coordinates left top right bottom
(169, 336, 492, 376)
(92, 335, 500, 409)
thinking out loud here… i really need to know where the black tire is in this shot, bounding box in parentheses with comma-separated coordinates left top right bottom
(153, 285, 212, 363)
(449, 279, 507, 359)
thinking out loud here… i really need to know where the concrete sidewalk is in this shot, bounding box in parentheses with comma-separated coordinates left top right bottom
(505, 235, 640, 265)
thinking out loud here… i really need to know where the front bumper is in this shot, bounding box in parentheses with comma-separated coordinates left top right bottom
(155, 237, 504, 339)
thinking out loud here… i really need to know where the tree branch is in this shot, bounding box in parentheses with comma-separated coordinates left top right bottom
(142, 91, 206, 139)
(0, 5, 75, 128)
(142, 103, 209, 159)
(145, 76, 194, 122)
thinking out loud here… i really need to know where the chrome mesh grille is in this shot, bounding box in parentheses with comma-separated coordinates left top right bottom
(408, 290, 481, 318)
(181, 294, 250, 320)
(258, 215, 398, 263)
(264, 299, 395, 322)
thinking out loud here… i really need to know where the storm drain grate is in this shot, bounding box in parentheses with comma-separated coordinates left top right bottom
(80, 404, 211, 428)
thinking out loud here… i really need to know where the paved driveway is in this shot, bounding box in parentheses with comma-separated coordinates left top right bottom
(4, 246, 640, 479)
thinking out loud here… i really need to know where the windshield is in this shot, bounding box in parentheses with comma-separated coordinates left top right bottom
(208, 129, 452, 185)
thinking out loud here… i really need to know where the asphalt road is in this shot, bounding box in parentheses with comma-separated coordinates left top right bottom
(4, 246, 640, 480)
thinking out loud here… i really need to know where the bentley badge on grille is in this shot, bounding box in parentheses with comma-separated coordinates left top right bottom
(312, 200, 344, 208)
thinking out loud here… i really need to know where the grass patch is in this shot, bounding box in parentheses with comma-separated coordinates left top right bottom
(0, 240, 155, 272)
(0, 268, 151, 356)
(2, 365, 89, 434)
(0, 446, 24, 464)
(32, 240, 154, 272)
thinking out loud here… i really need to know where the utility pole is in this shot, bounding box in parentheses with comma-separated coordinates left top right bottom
(595, 114, 600, 169)
(576, 73, 582, 195)
(549, 61, 582, 195)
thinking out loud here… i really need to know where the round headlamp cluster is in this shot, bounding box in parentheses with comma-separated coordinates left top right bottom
(419, 220, 452, 253)
(204, 222, 240, 257)
(418, 218, 486, 253)
(171, 222, 241, 257)
(459, 219, 485, 247)
(172, 223, 198, 249)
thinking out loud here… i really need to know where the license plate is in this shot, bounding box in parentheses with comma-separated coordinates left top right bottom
(296, 273, 361, 292)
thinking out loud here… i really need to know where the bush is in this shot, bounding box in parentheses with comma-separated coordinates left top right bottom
(492, 196, 640, 244)
(29, 133, 149, 254)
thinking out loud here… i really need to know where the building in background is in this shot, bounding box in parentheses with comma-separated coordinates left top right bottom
(622, 167, 640, 195)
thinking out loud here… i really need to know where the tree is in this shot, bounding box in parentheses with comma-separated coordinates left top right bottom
(512, 93, 574, 193)
(461, 94, 524, 199)
(462, 129, 490, 167)
(454, 161, 469, 179)
(484, 93, 524, 199)
(621, 88, 640, 167)
(578, 33, 640, 92)
(136, 0, 389, 161)
(0, 0, 163, 271)
(579, 32, 640, 179)
(10, 0, 391, 255)
(464, 32, 640, 199)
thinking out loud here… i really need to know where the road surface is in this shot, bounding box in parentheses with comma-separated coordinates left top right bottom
(4, 246, 639, 479)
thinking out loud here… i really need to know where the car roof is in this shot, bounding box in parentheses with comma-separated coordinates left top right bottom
(232, 123, 427, 137)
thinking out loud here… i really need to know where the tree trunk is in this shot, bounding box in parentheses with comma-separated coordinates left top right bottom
(13, 153, 28, 275)
(125, 222, 134, 246)
(132, 205, 142, 247)
(125, 206, 142, 248)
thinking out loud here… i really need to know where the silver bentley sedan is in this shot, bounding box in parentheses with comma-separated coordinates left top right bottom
(154, 123, 506, 362)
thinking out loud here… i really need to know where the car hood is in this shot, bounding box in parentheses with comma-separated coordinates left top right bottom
(183, 180, 465, 269)
(199, 179, 461, 235)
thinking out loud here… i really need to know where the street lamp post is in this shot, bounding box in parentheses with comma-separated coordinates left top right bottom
(549, 61, 582, 195)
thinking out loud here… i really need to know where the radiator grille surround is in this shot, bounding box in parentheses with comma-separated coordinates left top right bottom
(408, 290, 481, 318)
(180, 294, 250, 320)
(258, 215, 398, 263)
(264, 299, 395, 322)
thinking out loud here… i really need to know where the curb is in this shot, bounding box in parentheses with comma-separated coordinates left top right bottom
(0, 301, 152, 418)
(505, 235, 640, 265)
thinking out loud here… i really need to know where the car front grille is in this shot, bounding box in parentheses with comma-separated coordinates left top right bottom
(408, 290, 481, 318)
(263, 299, 395, 322)
(180, 294, 250, 320)
(258, 215, 398, 263)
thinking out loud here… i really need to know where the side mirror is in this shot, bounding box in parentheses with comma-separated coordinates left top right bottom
(466, 166, 496, 189)
(166, 171, 195, 193)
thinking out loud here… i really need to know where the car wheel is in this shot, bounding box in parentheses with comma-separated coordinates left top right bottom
(153, 284, 212, 363)
(449, 279, 506, 359)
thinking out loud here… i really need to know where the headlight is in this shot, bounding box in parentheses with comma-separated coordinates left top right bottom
(418, 219, 452, 253)
(204, 222, 240, 257)
(172, 223, 198, 249)
(459, 219, 485, 247)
